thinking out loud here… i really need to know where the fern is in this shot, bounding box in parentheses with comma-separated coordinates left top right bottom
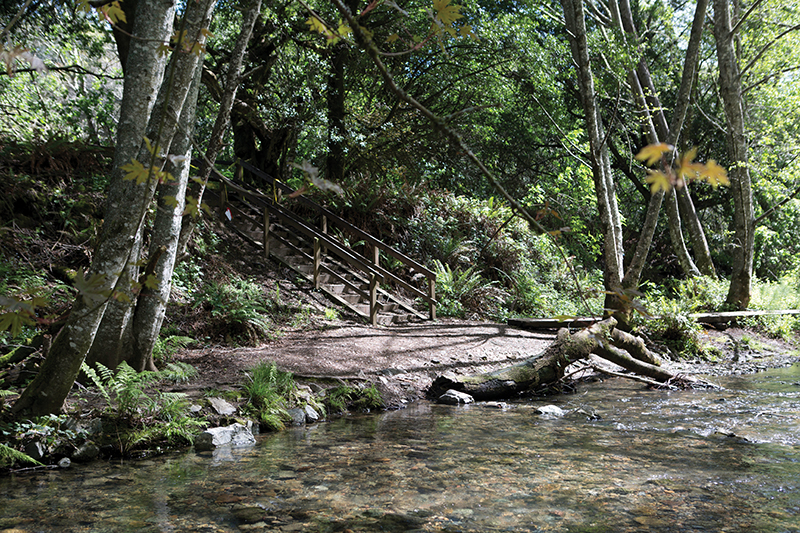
(160, 362, 199, 384)
(0, 442, 42, 468)
(81, 362, 113, 407)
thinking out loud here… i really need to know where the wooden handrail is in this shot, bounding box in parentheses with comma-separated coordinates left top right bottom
(217, 175, 387, 285)
(238, 160, 435, 279)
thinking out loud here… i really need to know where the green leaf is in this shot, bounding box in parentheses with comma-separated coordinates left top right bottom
(73, 269, 110, 307)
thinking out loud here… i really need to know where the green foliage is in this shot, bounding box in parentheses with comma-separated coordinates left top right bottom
(192, 275, 272, 344)
(433, 259, 501, 318)
(0, 414, 81, 467)
(79, 361, 205, 452)
(81, 361, 198, 418)
(0, 442, 41, 468)
(152, 335, 196, 366)
(323, 384, 384, 414)
(743, 275, 800, 339)
(241, 362, 295, 431)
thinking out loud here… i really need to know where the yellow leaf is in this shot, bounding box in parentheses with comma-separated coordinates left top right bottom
(164, 195, 179, 209)
(433, 0, 464, 27)
(143, 274, 159, 290)
(121, 159, 155, 185)
(645, 170, 672, 193)
(458, 24, 477, 39)
(101, 1, 127, 24)
(387, 33, 400, 43)
(700, 160, 729, 188)
(635, 143, 673, 166)
(157, 43, 172, 57)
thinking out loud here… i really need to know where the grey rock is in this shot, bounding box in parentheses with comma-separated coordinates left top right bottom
(58, 457, 71, 468)
(483, 401, 509, 409)
(25, 440, 47, 461)
(304, 405, 320, 423)
(195, 423, 256, 451)
(189, 404, 203, 414)
(71, 441, 100, 463)
(437, 389, 474, 405)
(535, 405, 568, 418)
(208, 397, 237, 416)
(287, 408, 306, 426)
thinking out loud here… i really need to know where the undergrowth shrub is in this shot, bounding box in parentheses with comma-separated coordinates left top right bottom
(323, 384, 384, 414)
(241, 362, 326, 430)
(192, 275, 272, 345)
(397, 193, 602, 319)
(80, 361, 205, 453)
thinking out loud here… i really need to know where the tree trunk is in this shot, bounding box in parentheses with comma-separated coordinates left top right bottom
(713, 0, 755, 309)
(129, 68, 203, 372)
(428, 321, 613, 400)
(177, 0, 262, 258)
(12, 0, 216, 416)
(561, 0, 624, 295)
(428, 319, 696, 401)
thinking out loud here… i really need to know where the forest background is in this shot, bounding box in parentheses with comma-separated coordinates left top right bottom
(1, 0, 800, 418)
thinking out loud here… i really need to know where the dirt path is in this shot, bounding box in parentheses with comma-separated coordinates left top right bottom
(176, 319, 557, 407)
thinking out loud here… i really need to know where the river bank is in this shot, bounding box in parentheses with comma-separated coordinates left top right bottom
(3, 318, 798, 471)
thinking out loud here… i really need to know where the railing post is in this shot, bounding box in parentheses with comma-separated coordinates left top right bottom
(313, 237, 321, 290)
(220, 184, 229, 217)
(372, 243, 379, 267)
(321, 215, 328, 256)
(370, 273, 378, 326)
(429, 276, 436, 321)
(263, 206, 270, 258)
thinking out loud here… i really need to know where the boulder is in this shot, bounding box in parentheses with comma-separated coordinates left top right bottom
(71, 441, 100, 463)
(304, 405, 321, 423)
(195, 423, 256, 451)
(208, 397, 237, 416)
(287, 408, 306, 426)
(437, 389, 474, 405)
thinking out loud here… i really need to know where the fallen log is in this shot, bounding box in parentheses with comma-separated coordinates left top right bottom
(427, 318, 706, 401)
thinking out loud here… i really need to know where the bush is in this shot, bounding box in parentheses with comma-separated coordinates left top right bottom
(192, 275, 273, 344)
(241, 362, 297, 431)
(79, 361, 206, 453)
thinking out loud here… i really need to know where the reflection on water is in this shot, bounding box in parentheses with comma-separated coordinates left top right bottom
(2, 366, 800, 532)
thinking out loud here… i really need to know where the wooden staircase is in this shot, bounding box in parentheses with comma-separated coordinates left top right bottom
(204, 161, 436, 326)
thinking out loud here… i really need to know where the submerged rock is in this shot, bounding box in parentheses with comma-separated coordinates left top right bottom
(195, 423, 256, 451)
(437, 389, 474, 405)
(71, 441, 100, 463)
(535, 405, 568, 418)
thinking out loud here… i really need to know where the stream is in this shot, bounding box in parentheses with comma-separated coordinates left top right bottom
(2, 364, 800, 532)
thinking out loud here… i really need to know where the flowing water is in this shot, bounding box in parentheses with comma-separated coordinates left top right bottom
(3, 365, 800, 533)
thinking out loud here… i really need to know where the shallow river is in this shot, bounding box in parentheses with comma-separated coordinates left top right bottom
(2, 364, 800, 532)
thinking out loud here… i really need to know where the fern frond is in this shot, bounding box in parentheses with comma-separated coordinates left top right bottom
(81, 362, 112, 407)
(160, 362, 199, 383)
(0, 442, 42, 467)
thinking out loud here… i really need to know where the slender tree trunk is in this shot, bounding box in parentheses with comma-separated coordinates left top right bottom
(561, 0, 624, 297)
(129, 68, 203, 372)
(713, 0, 754, 309)
(615, 0, 710, 282)
(177, 0, 262, 258)
(327, 42, 347, 183)
(12, 0, 215, 416)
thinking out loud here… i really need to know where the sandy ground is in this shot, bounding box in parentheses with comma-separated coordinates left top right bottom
(173, 318, 800, 409)
(175, 318, 557, 408)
